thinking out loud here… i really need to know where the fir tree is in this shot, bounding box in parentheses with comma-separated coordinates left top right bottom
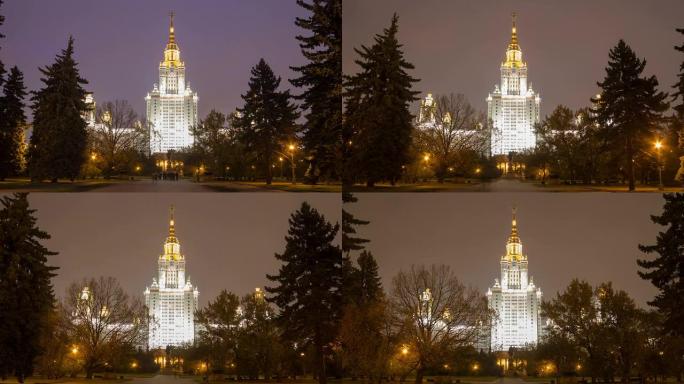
(345, 14, 419, 187)
(0, 67, 27, 180)
(266, 202, 344, 384)
(0, 193, 58, 382)
(28, 37, 88, 182)
(0, 0, 6, 179)
(638, 193, 684, 338)
(353, 250, 382, 305)
(341, 192, 369, 256)
(235, 59, 299, 185)
(591, 40, 669, 191)
(674, 28, 684, 119)
(290, 0, 342, 183)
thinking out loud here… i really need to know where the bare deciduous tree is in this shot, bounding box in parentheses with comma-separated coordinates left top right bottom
(390, 264, 492, 383)
(90, 100, 148, 177)
(415, 94, 490, 182)
(62, 277, 146, 379)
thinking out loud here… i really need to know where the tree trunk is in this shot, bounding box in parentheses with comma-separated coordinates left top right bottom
(414, 367, 424, 384)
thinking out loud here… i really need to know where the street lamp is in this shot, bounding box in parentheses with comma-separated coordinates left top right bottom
(654, 139, 663, 190)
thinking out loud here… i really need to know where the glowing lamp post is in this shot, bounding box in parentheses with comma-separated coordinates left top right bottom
(288, 144, 296, 184)
(654, 140, 663, 190)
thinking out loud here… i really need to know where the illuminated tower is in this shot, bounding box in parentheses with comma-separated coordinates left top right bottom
(487, 14, 541, 156)
(144, 206, 199, 349)
(486, 209, 542, 351)
(146, 12, 198, 154)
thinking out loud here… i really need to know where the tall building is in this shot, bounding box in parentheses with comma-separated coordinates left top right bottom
(487, 14, 541, 156)
(144, 207, 199, 349)
(486, 209, 542, 351)
(146, 13, 198, 154)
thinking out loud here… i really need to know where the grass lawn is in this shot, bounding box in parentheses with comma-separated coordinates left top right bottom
(202, 181, 341, 192)
(0, 178, 141, 192)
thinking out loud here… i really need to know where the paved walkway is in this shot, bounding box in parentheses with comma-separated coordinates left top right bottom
(94, 179, 212, 192)
(129, 375, 198, 384)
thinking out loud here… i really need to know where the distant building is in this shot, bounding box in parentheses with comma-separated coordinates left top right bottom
(83, 92, 96, 127)
(146, 13, 198, 154)
(487, 209, 542, 351)
(487, 14, 541, 156)
(144, 207, 199, 349)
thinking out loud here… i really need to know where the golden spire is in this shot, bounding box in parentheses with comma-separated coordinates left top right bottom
(168, 11, 175, 44)
(169, 205, 176, 238)
(507, 207, 520, 244)
(503, 12, 524, 68)
(162, 11, 182, 67)
(509, 12, 519, 49)
(162, 205, 181, 261)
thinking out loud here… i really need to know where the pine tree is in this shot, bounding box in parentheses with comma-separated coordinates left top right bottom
(591, 40, 669, 191)
(290, 0, 342, 183)
(345, 14, 419, 187)
(637, 193, 684, 338)
(28, 37, 88, 182)
(0, 67, 27, 180)
(235, 59, 299, 185)
(266, 202, 343, 384)
(0, 193, 58, 382)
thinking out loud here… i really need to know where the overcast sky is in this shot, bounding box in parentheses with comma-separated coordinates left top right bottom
(343, 0, 684, 117)
(20, 193, 341, 306)
(346, 193, 665, 308)
(2, 0, 306, 120)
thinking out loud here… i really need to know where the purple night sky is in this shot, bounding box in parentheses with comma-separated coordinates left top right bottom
(344, 0, 684, 117)
(347, 193, 664, 308)
(2, 0, 307, 120)
(23, 193, 341, 306)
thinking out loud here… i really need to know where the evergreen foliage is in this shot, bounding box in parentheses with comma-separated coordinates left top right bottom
(28, 37, 89, 182)
(235, 59, 299, 185)
(344, 14, 419, 186)
(291, 0, 342, 182)
(0, 193, 58, 382)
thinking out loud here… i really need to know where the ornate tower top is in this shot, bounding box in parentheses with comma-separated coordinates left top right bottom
(504, 207, 526, 262)
(162, 11, 183, 68)
(162, 205, 182, 261)
(503, 13, 525, 68)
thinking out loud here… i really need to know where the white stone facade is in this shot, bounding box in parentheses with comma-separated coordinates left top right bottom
(144, 207, 199, 349)
(487, 210, 542, 351)
(487, 15, 541, 156)
(146, 14, 198, 154)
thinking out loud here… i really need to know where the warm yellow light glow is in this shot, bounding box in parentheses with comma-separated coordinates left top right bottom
(443, 364, 449, 369)
(423, 154, 430, 162)
(472, 363, 479, 371)
(475, 168, 481, 173)
(576, 363, 582, 370)
(279, 157, 283, 162)
(300, 352, 305, 357)
(90, 153, 97, 161)
(135, 165, 141, 172)
(71, 346, 79, 355)
(401, 345, 409, 355)
(288, 144, 295, 151)
(131, 362, 138, 368)
(655, 140, 663, 150)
